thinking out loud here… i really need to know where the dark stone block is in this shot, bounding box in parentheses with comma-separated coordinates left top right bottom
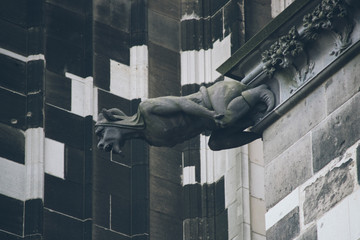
(93, 156, 131, 199)
(210, 0, 230, 16)
(25, 235, 42, 240)
(183, 149, 200, 168)
(43, 208, 84, 240)
(183, 184, 202, 219)
(24, 199, 43, 235)
(27, 27, 44, 55)
(97, 89, 131, 115)
(181, 0, 203, 17)
(132, 199, 149, 235)
(148, 0, 180, 20)
(132, 235, 149, 240)
(26, 92, 43, 128)
(149, 147, 182, 184)
(92, 224, 130, 240)
(181, 19, 212, 51)
(65, 145, 84, 184)
(44, 3, 88, 47)
(130, 139, 148, 165)
(181, 84, 200, 96)
(94, 0, 131, 33)
(303, 159, 354, 224)
(149, 211, 182, 240)
(244, 0, 272, 40)
(0, 19, 27, 55)
(0, 87, 26, 129)
(45, 104, 85, 149)
(211, 10, 223, 43)
(132, 164, 149, 200)
(0, 123, 25, 164)
(45, 0, 91, 15)
(297, 224, 317, 240)
(93, 53, 110, 90)
(45, 36, 89, 77)
(312, 94, 360, 172)
(0, 54, 26, 94)
(266, 207, 300, 240)
(0, 0, 42, 27)
(44, 174, 84, 219)
(148, 42, 180, 98)
(27, 60, 44, 94)
(45, 71, 71, 111)
(93, 20, 130, 65)
(224, 0, 244, 46)
(149, 176, 183, 217)
(148, 10, 180, 52)
(131, 0, 147, 46)
(202, 183, 215, 218)
(215, 177, 225, 215)
(93, 190, 110, 228)
(0, 194, 24, 236)
(0, 231, 23, 240)
(111, 195, 131, 235)
(215, 210, 228, 240)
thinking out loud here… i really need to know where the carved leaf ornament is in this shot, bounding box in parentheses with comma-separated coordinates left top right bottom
(261, 0, 351, 78)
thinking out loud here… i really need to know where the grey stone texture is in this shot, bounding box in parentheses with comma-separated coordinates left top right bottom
(303, 159, 355, 224)
(265, 134, 312, 209)
(263, 86, 326, 165)
(295, 224, 317, 240)
(266, 207, 300, 240)
(312, 92, 360, 172)
(324, 54, 360, 115)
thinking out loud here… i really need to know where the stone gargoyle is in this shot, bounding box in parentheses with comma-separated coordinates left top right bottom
(95, 80, 275, 154)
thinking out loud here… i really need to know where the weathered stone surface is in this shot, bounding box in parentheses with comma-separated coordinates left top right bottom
(263, 86, 326, 165)
(303, 159, 355, 224)
(324, 54, 360, 115)
(265, 134, 312, 209)
(312, 93, 360, 172)
(296, 224, 317, 240)
(266, 207, 300, 240)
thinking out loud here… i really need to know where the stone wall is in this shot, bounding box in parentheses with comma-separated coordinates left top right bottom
(263, 48, 360, 240)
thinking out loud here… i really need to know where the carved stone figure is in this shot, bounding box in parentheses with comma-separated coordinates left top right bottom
(95, 80, 275, 154)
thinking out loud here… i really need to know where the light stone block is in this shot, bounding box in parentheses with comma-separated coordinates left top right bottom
(317, 197, 350, 240)
(265, 188, 299, 230)
(0, 157, 26, 200)
(182, 166, 196, 186)
(0, 47, 45, 62)
(45, 138, 65, 179)
(252, 232, 266, 240)
(228, 202, 242, 240)
(225, 165, 238, 208)
(110, 45, 148, 100)
(250, 196, 266, 235)
(25, 128, 44, 200)
(248, 139, 264, 166)
(250, 162, 265, 200)
(68, 72, 94, 117)
(349, 189, 360, 240)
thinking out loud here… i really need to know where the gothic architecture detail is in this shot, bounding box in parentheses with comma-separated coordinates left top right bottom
(96, 82, 275, 154)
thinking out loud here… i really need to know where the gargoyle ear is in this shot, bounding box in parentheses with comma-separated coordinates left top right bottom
(102, 108, 118, 121)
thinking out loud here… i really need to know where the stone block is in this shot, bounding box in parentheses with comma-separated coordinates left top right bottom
(312, 93, 360, 172)
(303, 159, 355, 224)
(148, 10, 180, 52)
(266, 207, 300, 240)
(250, 162, 265, 200)
(265, 134, 312, 209)
(149, 0, 180, 20)
(263, 86, 326, 164)
(250, 196, 266, 235)
(295, 224, 317, 240)
(317, 197, 350, 240)
(324, 54, 360, 115)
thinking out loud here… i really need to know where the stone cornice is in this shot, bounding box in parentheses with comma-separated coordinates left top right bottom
(217, 0, 360, 133)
